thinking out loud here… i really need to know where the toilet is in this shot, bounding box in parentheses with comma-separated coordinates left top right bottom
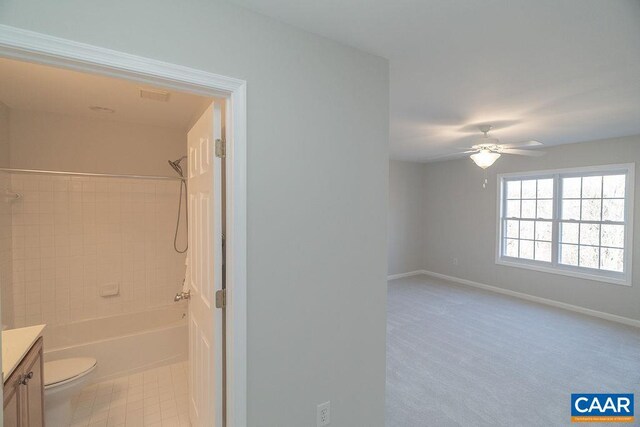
(44, 357, 97, 426)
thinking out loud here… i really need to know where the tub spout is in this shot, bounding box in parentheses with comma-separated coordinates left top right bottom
(174, 290, 191, 302)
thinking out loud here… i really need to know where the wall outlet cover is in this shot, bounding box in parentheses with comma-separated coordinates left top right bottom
(317, 401, 330, 426)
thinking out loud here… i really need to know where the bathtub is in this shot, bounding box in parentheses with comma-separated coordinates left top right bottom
(43, 305, 188, 383)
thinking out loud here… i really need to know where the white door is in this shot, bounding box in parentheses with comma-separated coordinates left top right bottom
(187, 101, 224, 426)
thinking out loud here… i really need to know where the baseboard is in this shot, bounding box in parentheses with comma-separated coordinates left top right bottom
(419, 270, 640, 329)
(387, 270, 426, 281)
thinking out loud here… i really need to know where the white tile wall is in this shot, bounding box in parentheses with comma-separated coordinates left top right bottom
(0, 172, 14, 328)
(10, 174, 187, 328)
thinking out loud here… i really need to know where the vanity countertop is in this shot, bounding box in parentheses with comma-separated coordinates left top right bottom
(2, 324, 46, 381)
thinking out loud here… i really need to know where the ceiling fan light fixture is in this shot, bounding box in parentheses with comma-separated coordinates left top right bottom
(470, 150, 500, 169)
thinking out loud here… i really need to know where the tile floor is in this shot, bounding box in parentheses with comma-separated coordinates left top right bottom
(69, 362, 190, 427)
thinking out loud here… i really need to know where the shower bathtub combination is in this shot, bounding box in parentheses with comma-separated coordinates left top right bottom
(43, 305, 188, 382)
(1, 169, 191, 384)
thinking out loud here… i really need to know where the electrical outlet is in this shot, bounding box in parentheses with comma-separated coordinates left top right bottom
(317, 401, 331, 426)
(453, 257, 459, 265)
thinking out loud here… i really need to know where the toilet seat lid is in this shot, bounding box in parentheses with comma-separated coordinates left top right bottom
(44, 357, 97, 387)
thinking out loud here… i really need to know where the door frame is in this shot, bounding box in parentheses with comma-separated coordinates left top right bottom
(0, 24, 247, 427)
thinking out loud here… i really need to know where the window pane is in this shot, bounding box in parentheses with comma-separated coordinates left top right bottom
(506, 180, 521, 199)
(535, 221, 552, 241)
(563, 177, 581, 198)
(581, 175, 602, 198)
(580, 223, 600, 246)
(535, 241, 551, 262)
(601, 248, 624, 272)
(562, 200, 580, 220)
(560, 222, 579, 244)
(537, 179, 553, 198)
(603, 175, 625, 198)
(505, 239, 519, 257)
(506, 200, 520, 218)
(519, 220, 534, 240)
(601, 224, 625, 248)
(521, 200, 536, 218)
(506, 220, 519, 238)
(501, 168, 629, 278)
(536, 200, 552, 219)
(522, 180, 537, 199)
(579, 246, 599, 269)
(581, 199, 601, 221)
(602, 199, 624, 222)
(560, 244, 578, 266)
(519, 240, 534, 259)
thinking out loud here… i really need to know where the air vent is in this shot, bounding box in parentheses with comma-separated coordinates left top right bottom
(139, 87, 171, 102)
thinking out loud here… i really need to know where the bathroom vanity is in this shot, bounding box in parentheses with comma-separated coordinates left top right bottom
(2, 325, 46, 427)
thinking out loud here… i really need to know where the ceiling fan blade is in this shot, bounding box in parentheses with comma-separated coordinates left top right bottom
(428, 150, 477, 161)
(501, 140, 543, 149)
(501, 148, 546, 157)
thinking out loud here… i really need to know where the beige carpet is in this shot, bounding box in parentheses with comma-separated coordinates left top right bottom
(386, 275, 640, 426)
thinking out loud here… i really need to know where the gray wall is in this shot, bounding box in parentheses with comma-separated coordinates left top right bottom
(388, 160, 424, 276)
(422, 134, 640, 321)
(0, 2, 389, 426)
(9, 109, 186, 176)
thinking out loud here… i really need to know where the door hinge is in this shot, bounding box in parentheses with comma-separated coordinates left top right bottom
(215, 138, 226, 158)
(215, 289, 226, 309)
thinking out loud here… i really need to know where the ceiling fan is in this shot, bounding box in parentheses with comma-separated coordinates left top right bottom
(435, 125, 545, 169)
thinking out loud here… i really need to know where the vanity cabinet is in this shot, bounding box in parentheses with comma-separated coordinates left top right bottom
(3, 337, 44, 427)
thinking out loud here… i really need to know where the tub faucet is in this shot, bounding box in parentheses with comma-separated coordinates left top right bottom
(174, 290, 191, 302)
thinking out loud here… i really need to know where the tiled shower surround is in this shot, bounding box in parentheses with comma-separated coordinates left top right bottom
(0, 173, 14, 328)
(8, 173, 187, 328)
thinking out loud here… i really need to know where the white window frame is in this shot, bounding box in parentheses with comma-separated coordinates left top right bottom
(496, 163, 635, 286)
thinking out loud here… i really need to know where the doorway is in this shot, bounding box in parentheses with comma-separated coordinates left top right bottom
(0, 24, 246, 426)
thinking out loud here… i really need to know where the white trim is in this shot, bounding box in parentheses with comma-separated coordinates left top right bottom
(0, 24, 247, 426)
(495, 163, 635, 287)
(0, 24, 242, 96)
(419, 270, 640, 328)
(387, 270, 425, 281)
(225, 82, 247, 427)
(497, 163, 635, 179)
(495, 257, 630, 286)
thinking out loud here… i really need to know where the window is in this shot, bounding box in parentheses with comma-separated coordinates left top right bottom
(497, 164, 634, 285)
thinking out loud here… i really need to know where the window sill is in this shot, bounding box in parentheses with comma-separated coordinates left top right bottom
(495, 258, 631, 287)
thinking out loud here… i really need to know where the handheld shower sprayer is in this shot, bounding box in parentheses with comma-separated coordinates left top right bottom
(169, 156, 188, 253)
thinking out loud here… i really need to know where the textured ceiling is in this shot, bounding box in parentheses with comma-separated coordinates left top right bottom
(228, 0, 640, 161)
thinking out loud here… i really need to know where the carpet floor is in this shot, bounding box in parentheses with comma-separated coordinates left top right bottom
(386, 275, 640, 426)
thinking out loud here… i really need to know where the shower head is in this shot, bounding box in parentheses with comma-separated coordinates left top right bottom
(168, 156, 187, 177)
